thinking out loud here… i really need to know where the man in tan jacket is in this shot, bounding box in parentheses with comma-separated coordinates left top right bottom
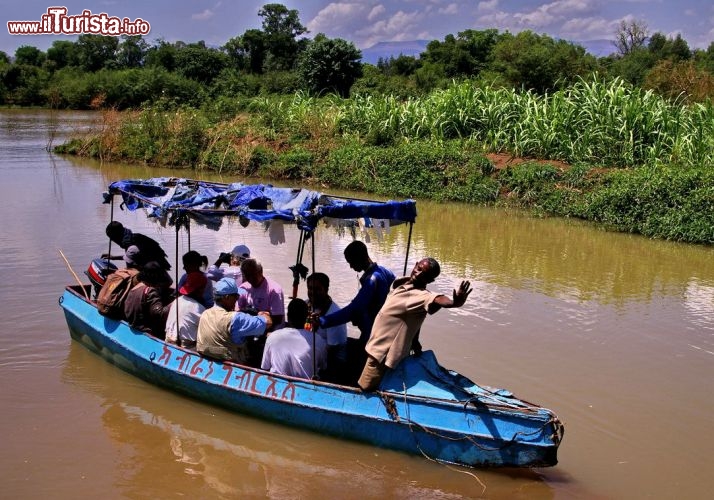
(358, 257, 472, 391)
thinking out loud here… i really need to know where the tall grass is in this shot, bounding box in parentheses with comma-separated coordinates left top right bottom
(336, 77, 714, 169)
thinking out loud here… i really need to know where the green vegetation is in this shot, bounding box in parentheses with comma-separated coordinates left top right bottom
(3, 4, 713, 244)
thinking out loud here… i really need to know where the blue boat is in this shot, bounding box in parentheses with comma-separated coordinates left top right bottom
(59, 178, 564, 468)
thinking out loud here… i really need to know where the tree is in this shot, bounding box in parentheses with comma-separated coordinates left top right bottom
(614, 20, 648, 56)
(174, 42, 229, 84)
(14, 45, 46, 67)
(117, 36, 149, 68)
(258, 3, 308, 71)
(76, 35, 118, 71)
(490, 31, 597, 93)
(145, 40, 177, 71)
(0, 51, 9, 65)
(298, 34, 361, 97)
(46, 41, 79, 69)
(223, 29, 267, 73)
(648, 32, 691, 63)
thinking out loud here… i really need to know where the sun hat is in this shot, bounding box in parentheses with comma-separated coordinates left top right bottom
(213, 278, 245, 296)
(179, 271, 208, 296)
(230, 244, 251, 259)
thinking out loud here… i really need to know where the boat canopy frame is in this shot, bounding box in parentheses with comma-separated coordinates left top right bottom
(103, 177, 418, 289)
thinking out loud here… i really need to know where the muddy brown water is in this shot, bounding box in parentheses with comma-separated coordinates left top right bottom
(1, 110, 712, 499)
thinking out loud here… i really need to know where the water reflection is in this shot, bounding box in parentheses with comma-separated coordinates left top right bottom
(61, 344, 557, 499)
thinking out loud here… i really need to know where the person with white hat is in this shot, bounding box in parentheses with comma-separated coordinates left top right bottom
(197, 277, 272, 365)
(206, 244, 251, 285)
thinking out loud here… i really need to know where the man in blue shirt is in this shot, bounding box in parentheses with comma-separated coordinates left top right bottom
(197, 278, 272, 365)
(316, 241, 395, 347)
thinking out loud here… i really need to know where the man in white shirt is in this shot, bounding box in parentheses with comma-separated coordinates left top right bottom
(307, 272, 348, 384)
(166, 271, 208, 349)
(261, 298, 326, 380)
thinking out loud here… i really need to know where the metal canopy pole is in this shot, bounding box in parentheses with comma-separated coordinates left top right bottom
(106, 196, 115, 264)
(403, 221, 413, 276)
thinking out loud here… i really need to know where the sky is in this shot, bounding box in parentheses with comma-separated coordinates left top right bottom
(2, 0, 713, 57)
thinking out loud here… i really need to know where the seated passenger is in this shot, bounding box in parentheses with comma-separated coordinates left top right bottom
(177, 250, 214, 307)
(261, 298, 327, 380)
(206, 244, 251, 284)
(197, 278, 272, 364)
(124, 261, 173, 339)
(166, 271, 208, 349)
(306, 273, 348, 384)
(237, 258, 285, 327)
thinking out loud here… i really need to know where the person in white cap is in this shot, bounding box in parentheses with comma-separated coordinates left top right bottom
(206, 244, 251, 285)
(197, 277, 272, 365)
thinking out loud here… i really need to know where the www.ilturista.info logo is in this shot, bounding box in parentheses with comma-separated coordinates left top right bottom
(7, 7, 150, 36)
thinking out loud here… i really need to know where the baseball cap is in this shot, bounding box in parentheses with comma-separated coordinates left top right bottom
(213, 278, 246, 297)
(231, 244, 251, 259)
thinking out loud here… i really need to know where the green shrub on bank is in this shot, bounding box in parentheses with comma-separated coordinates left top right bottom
(578, 165, 714, 243)
(320, 140, 498, 203)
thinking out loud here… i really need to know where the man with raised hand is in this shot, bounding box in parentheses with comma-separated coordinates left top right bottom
(358, 257, 472, 392)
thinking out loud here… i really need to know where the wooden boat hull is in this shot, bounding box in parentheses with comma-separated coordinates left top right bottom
(60, 285, 563, 468)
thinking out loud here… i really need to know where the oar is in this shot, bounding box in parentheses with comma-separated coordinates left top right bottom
(58, 249, 90, 301)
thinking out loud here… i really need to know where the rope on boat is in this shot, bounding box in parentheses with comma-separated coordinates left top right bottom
(400, 381, 488, 494)
(394, 379, 560, 453)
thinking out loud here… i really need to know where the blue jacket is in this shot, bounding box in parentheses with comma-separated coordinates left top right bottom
(320, 263, 395, 343)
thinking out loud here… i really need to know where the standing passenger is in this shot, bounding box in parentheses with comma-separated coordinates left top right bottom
(358, 258, 472, 392)
(316, 241, 395, 346)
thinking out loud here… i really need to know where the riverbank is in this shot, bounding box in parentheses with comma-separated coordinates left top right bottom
(54, 82, 714, 245)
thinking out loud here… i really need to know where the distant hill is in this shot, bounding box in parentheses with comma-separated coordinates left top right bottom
(574, 39, 617, 57)
(360, 38, 616, 65)
(360, 40, 430, 64)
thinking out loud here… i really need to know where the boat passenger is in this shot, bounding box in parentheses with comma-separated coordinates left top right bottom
(237, 258, 285, 327)
(103, 221, 172, 274)
(177, 250, 214, 307)
(197, 278, 272, 364)
(261, 298, 327, 380)
(124, 261, 174, 339)
(357, 258, 472, 392)
(316, 241, 395, 347)
(166, 271, 208, 349)
(306, 272, 348, 384)
(206, 244, 251, 285)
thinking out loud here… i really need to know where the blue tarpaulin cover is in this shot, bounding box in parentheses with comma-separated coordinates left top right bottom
(105, 178, 417, 232)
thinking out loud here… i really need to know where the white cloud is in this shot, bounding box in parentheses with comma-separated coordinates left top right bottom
(561, 17, 615, 39)
(478, 0, 499, 13)
(192, 9, 215, 21)
(307, 2, 369, 35)
(356, 9, 425, 46)
(368, 5, 386, 21)
(438, 3, 459, 15)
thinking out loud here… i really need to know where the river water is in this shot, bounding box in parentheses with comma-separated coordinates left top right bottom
(1, 109, 712, 499)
